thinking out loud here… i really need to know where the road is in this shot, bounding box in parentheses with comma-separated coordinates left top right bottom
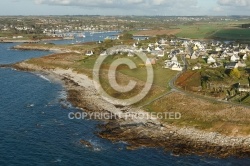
(142, 54, 250, 109)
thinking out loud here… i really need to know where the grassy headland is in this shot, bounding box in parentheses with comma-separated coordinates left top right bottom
(14, 40, 250, 136)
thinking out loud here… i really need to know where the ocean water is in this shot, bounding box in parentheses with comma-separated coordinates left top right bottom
(0, 43, 51, 65)
(0, 42, 250, 165)
(49, 31, 120, 45)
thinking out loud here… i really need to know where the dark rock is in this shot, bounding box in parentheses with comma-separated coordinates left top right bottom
(80, 140, 93, 149)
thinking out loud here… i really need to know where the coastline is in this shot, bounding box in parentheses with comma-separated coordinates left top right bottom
(0, 37, 63, 43)
(12, 61, 250, 158)
(12, 44, 82, 54)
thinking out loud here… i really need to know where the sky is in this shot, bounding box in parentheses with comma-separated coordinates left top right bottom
(0, 0, 250, 16)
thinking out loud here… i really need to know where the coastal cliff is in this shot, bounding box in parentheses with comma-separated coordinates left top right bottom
(13, 61, 250, 158)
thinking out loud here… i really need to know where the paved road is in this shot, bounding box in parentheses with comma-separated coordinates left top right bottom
(142, 54, 250, 109)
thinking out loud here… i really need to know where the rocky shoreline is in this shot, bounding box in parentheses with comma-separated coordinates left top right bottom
(12, 45, 82, 54)
(0, 37, 63, 43)
(0, 39, 40, 43)
(13, 62, 250, 158)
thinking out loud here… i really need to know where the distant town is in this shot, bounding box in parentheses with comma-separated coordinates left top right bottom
(1, 15, 250, 40)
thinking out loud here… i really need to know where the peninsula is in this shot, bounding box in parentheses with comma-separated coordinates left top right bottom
(12, 28, 250, 157)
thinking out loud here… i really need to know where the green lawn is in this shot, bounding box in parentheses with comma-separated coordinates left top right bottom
(176, 23, 223, 39)
(78, 54, 178, 89)
(120, 67, 177, 89)
(74, 54, 178, 106)
(212, 28, 250, 40)
(175, 21, 250, 40)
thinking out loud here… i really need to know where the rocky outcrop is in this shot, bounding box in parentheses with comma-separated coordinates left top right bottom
(12, 45, 80, 54)
(80, 140, 93, 149)
(13, 45, 62, 52)
(99, 121, 250, 158)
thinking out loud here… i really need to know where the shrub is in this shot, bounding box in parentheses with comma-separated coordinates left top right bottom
(230, 68, 241, 79)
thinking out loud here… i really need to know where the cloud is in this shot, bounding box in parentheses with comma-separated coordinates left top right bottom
(35, 0, 147, 7)
(212, 6, 224, 12)
(210, 0, 250, 15)
(31, 0, 201, 15)
(34, 0, 198, 9)
(218, 0, 250, 7)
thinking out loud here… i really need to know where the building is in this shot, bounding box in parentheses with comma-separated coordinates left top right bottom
(225, 62, 238, 69)
(207, 56, 216, 64)
(230, 54, 240, 62)
(238, 83, 250, 92)
(86, 50, 94, 56)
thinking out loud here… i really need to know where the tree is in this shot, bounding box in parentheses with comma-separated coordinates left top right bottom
(230, 68, 241, 79)
(120, 33, 133, 40)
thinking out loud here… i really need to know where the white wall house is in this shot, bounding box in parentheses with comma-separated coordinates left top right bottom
(230, 54, 240, 62)
(100, 51, 107, 56)
(86, 50, 94, 56)
(157, 51, 165, 57)
(243, 54, 248, 61)
(164, 59, 183, 71)
(207, 56, 216, 64)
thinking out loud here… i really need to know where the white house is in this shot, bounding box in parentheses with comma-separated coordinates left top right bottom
(225, 62, 238, 69)
(230, 54, 240, 62)
(192, 64, 201, 70)
(207, 56, 216, 64)
(243, 54, 248, 61)
(238, 83, 250, 92)
(164, 59, 183, 71)
(100, 51, 107, 56)
(155, 46, 161, 51)
(245, 46, 250, 52)
(237, 61, 247, 68)
(138, 47, 144, 52)
(170, 63, 183, 71)
(227, 51, 234, 56)
(171, 55, 178, 62)
(148, 44, 153, 47)
(220, 53, 228, 59)
(240, 49, 246, 54)
(86, 50, 94, 56)
(216, 47, 222, 52)
(210, 62, 222, 68)
(157, 50, 165, 57)
(165, 61, 182, 71)
(233, 49, 240, 55)
(233, 43, 239, 48)
(191, 51, 199, 59)
(147, 47, 151, 53)
(159, 39, 167, 45)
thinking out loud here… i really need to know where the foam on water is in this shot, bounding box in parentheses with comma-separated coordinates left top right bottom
(36, 74, 51, 83)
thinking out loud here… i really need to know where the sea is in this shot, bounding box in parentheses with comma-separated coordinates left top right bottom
(0, 32, 250, 165)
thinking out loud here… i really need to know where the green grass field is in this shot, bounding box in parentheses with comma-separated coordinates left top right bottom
(120, 67, 177, 89)
(212, 28, 250, 40)
(176, 24, 222, 39)
(175, 21, 250, 40)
